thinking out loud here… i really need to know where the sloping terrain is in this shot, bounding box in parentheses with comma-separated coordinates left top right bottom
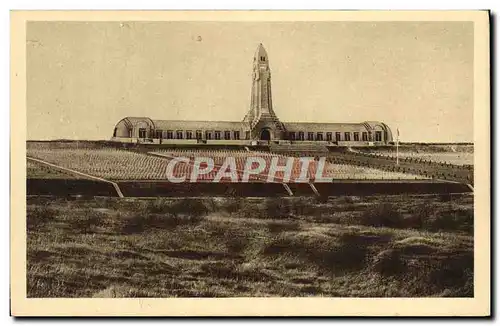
(27, 194, 473, 297)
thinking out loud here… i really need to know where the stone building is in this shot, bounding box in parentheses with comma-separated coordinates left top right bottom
(112, 44, 394, 146)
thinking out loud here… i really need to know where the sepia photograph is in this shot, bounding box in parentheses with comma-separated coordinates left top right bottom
(11, 10, 490, 316)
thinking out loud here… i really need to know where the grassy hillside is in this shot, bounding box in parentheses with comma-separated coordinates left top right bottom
(27, 195, 473, 297)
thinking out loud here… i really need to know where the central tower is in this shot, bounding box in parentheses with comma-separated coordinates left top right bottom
(243, 43, 286, 140)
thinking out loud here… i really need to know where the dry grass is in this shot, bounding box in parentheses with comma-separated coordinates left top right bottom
(27, 194, 473, 297)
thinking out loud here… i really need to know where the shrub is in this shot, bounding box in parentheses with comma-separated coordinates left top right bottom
(169, 198, 209, 218)
(200, 262, 239, 279)
(427, 252, 473, 294)
(117, 213, 147, 234)
(267, 220, 301, 233)
(265, 198, 292, 219)
(315, 232, 369, 272)
(202, 198, 219, 213)
(111, 210, 205, 234)
(359, 203, 404, 228)
(406, 203, 434, 229)
(342, 196, 356, 204)
(236, 202, 260, 219)
(262, 232, 370, 274)
(261, 234, 300, 256)
(427, 209, 473, 234)
(314, 195, 328, 204)
(225, 235, 250, 255)
(291, 198, 317, 216)
(71, 209, 107, 233)
(438, 193, 453, 202)
(142, 198, 171, 214)
(27, 206, 57, 231)
(371, 248, 406, 277)
(223, 197, 244, 214)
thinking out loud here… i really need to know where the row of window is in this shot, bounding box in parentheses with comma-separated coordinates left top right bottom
(288, 131, 383, 142)
(135, 128, 384, 142)
(138, 129, 241, 140)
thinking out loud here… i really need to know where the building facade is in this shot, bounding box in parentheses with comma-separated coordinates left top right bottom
(112, 44, 394, 146)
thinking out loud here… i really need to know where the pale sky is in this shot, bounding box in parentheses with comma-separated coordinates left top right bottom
(27, 21, 473, 142)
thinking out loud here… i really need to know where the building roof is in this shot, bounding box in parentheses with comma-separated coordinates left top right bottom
(152, 120, 246, 131)
(283, 122, 367, 132)
(117, 117, 156, 128)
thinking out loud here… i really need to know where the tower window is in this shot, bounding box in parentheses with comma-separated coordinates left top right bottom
(326, 132, 332, 141)
(344, 132, 351, 141)
(261, 56, 266, 61)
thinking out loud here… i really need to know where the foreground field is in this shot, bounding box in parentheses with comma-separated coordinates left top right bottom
(27, 194, 473, 297)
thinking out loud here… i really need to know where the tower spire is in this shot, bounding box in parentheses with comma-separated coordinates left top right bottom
(244, 44, 285, 134)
